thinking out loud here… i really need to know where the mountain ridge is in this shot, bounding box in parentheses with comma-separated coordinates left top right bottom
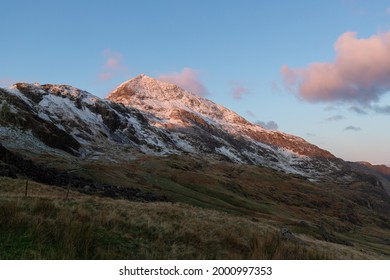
(0, 76, 379, 184)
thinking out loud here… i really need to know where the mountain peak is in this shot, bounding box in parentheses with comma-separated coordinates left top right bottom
(131, 73, 153, 82)
(104, 76, 335, 162)
(1, 77, 339, 182)
(106, 74, 191, 104)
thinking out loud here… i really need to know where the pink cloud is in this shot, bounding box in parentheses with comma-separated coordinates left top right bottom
(98, 49, 129, 82)
(281, 31, 390, 107)
(158, 68, 209, 96)
(229, 81, 250, 99)
(386, 7, 390, 15)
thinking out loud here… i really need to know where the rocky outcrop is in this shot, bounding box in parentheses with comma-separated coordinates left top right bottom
(0, 143, 168, 202)
(0, 92, 80, 155)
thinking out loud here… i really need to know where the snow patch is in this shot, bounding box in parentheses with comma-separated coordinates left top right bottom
(4, 87, 34, 106)
(215, 146, 243, 163)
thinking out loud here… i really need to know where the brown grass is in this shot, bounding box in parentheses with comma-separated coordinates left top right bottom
(1, 171, 388, 260)
(250, 233, 328, 260)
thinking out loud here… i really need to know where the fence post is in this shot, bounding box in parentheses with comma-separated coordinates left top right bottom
(66, 176, 71, 200)
(25, 180, 28, 197)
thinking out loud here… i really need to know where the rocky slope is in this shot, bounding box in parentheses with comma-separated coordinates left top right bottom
(349, 161, 390, 195)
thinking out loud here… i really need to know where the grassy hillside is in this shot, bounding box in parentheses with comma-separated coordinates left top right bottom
(0, 145, 390, 259)
(77, 155, 390, 256)
(1, 153, 390, 259)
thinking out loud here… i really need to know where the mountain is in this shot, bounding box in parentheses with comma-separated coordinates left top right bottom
(0, 75, 349, 183)
(0, 75, 378, 184)
(0, 76, 387, 210)
(108, 74, 334, 159)
(1, 75, 390, 259)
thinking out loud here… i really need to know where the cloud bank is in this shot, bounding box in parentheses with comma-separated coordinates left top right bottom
(158, 68, 209, 96)
(281, 31, 390, 110)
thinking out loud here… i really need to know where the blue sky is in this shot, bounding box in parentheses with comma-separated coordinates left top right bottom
(1, 0, 390, 164)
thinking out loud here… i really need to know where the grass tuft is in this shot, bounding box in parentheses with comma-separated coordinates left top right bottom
(250, 232, 329, 260)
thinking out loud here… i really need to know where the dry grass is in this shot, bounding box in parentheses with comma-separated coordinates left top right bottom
(1, 169, 389, 259)
(250, 233, 328, 260)
(0, 177, 273, 259)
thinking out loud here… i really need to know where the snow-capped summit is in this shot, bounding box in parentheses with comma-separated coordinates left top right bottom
(108, 74, 185, 101)
(107, 75, 334, 159)
(107, 74, 250, 126)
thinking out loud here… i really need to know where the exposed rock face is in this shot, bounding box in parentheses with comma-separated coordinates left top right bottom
(0, 88, 80, 155)
(279, 226, 296, 240)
